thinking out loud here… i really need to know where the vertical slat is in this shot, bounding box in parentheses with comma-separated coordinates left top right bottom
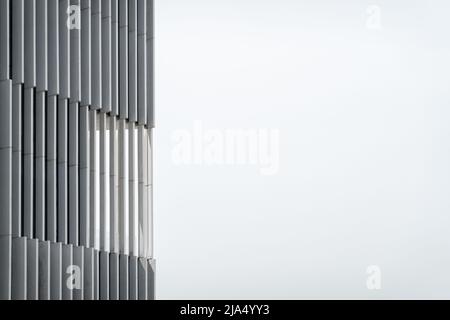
(61, 243, 73, 300)
(109, 252, 119, 300)
(50, 242, 62, 300)
(24, 0, 36, 89)
(46, 95, 58, 242)
(119, 254, 128, 300)
(91, 0, 102, 110)
(138, 126, 146, 257)
(137, 257, 147, 300)
(0, 236, 12, 299)
(128, 0, 137, 122)
(35, 91, 46, 241)
(80, 0, 91, 106)
(94, 249, 99, 299)
(146, 0, 154, 127)
(0, 80, 12, 237)
(99, 251, 109, 300)
(57, 98, 69, 244)
(129, 123, 138, 257)
(137, 0, 147, 125)
(70, 0, 81, 103)
(0, 0, 10, 80)
(23, 88, 34, 239)
(111, 0, 119, 116)
(129, 256, 138, 300)
(38, 241, 51, 300)
(12, 237, 27, 300)
(59, 0, 70, 99)
(118, 120, 129, 255)
(79, 106, 90, 247)
(27, 238, 39, 300)
(83, 247, 94, 299)
(73, 246, 84, 300)
(48, 0, 59, 96)
(101, 0, 112, 113)
(147, 259, 155, 300)
(12, 84, 22, 237)
(99, 113, 108, 251)
(146, 131, 153, 258)
(12, 0, 24, 85)
(110, 116, 119, 253)
(119, 0, 128, 119)
(89, 110, 97, 249)
(68, 101, 79, 245)
(36, 0, 48, 92)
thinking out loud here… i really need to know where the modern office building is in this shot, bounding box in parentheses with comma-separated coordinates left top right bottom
(0, 0, 154, 300)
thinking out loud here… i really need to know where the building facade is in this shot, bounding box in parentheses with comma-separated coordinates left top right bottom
(0, 0, 155, 300)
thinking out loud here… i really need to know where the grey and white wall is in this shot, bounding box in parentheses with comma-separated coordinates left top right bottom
(0, 0, 154, 300)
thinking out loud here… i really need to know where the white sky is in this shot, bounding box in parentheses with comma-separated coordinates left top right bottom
(155, 0, 450, 299)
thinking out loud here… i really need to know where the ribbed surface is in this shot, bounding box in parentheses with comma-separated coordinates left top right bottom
(0, 0, 154, 300)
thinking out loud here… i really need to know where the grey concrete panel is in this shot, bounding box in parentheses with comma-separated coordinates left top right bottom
(0, 236, 12, 300)
(23, 88, 34, 239)
(109, 252, 119, 300)
(119, 254, 129, 300)
(12, 0, 24, 84)
(48, 0, 59, 96)
(50, 242, 62, 300)
(61, 243, 73, 300)
(100, 251, 109, 300)
(38, 241, 51, 300)
(0, 0, 10, 80)
(57, 98, 69, 243)
(35, 91, 46, 241)
(91, 0, 102, 110)
(59, 0, 70, 99)
(137, 257, 147, 300)
(83, 247, 94, 300)
(73, 246, 84, 300)
(129, 255, 138, 300)
(46, 95, 58, 242)
(79, 106, 90, 247)
(27, 238, 39, 300)
(36, 0, 48, 92)
(68, 101, 79, 245)
(12, 237, 27, 300)
(81, 0, 92, 106)
(24, 0, 36, 89)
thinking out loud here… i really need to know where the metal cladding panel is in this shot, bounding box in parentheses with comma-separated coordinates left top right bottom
(0, 0, 10, 80)
(119, 0, 128, 119)
(59, 0, 70, 99)
(129, 256, 138, 300)
(128, 0, 138, 122)
(50, 242, 62, 300)
(48, 0, 59, 96)
(12, 0, 24, 84)
(81, 0, 91, 106)
(24, 0, 36, 89)
(23, 88, 34, 239)
(2, 0, 154, 300)
(83, 247, 94, 300)
(46, 95, 58, 242)
(57, 98, 69, 244)
(137, 0, 147, 126)
(101, 0, 112, 113)
(147, 259, 155, 300)
(110, 116, 119, 253)
(12, 237, 27, 300)
(109, 252, 119, 300)
(146, 0, 154, 128)
(91, 0, 102, 110)
(111, 0, 119, 116)
(99, 251, 109, 300)
(70, 0, 81, 103)
(27, 238, 39, 300)
(73, 246, 84, 300)
(119, 254, 129, 300)
(11, 84, 22, 237)
(61, 243, 73, 300)
(68, 101, 79, 245)
(36, 0, 48, 92)
(35, 91, 46, 241)
(79, 106, 90, 247)
(137, 257, 147, 300)
(89, 109, 97, 249)
(38, 241, 51, 300)
(0, 236, 12, 300)
(99, 112, 108, 251)
(0, 80, 12, 237)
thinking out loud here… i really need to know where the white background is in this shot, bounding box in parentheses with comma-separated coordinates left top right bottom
(154, 0, 450, 299)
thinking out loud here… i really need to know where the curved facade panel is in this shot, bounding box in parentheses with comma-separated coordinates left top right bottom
(0, 0, 155, 300)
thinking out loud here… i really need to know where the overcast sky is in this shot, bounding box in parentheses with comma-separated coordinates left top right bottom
(154, 0, 450, 299)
